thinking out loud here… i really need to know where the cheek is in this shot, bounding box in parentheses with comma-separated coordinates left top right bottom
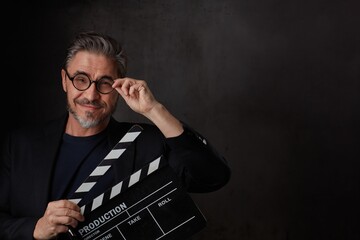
(105, 93, 119, 107)
(66, 88, 82, 103)
(107, 91, 119, 102)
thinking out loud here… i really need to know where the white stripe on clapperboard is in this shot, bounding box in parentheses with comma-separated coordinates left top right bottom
(68, 124, 143, 205)
(84, 155, 163, 215)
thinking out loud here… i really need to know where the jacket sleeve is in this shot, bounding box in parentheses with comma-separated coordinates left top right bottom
(164, 123, 231, 193)
(0, 133, 39, 240)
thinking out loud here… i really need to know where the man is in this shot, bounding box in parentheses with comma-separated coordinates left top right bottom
(0, 31, 231, 239)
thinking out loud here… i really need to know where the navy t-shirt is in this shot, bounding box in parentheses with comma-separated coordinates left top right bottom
(50, 129, 114, 205)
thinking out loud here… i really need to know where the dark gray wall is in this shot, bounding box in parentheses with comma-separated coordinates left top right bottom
(3, 0, 359, 239)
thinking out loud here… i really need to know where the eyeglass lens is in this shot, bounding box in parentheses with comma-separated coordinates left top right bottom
(72, 74, 114, 94)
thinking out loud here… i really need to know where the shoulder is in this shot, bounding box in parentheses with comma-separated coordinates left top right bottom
(109, 118, 162, 136)
(4, 114, 66, 144)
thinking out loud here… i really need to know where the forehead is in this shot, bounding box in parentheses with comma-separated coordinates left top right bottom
(68, 51, 117, 76)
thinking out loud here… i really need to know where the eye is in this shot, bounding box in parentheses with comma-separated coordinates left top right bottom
(74, 74, 89, 84)
(98, 78, 114, 86)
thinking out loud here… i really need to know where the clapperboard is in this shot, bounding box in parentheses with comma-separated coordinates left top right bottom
(68, 125, 207, 240)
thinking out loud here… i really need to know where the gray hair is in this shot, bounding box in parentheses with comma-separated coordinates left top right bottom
(63, 31, 127, 78)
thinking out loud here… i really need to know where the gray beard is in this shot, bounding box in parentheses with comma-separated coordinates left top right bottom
(66, 98, 117, 129)
(67, 96, 118, 129)
(68, 106, 101, 129)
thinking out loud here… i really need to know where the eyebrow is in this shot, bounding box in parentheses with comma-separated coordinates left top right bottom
(72, 70, 114, 81)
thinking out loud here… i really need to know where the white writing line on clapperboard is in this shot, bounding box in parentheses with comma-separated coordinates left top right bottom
(155, 216, 196, 240)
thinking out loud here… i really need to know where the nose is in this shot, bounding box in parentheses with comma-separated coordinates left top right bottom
(83, 81, 100, 99)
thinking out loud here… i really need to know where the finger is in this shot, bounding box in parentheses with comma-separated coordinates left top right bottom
(48, 200, 84, 222)
(57, 215, 82, 228)
(128, 84, 138, 96)
(113, 79, 131, 96)
(123, 80, 137, 96)
(62, 207, 85, 222)
(129, 81, 146, 96)
(52, 200, 82, 213)
(56, 224, 70, 234)
(138, 85, 145, 92)
(112, 77, 126, 89)
(47, 208, 84, 229)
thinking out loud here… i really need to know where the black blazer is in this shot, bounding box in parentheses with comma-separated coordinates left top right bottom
(0, 113, 230, 239)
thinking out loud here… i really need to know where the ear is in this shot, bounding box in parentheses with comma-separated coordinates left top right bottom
(61, 69, 67, 92)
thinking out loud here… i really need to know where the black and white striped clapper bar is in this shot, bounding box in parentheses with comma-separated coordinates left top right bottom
(80, 154, 164, 215)
(68, 124, 143, 206)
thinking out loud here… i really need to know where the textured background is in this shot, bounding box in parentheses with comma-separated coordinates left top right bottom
(3, 0, 360, 239)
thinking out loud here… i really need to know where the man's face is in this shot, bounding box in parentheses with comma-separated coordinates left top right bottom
(61, 51, 119, 128)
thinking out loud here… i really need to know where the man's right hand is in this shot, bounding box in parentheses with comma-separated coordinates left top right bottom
(33, 200, 84, 240)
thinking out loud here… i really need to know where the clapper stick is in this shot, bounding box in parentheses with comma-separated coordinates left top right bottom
(68, 124, 143, 206)
(81, 155, 164, 215)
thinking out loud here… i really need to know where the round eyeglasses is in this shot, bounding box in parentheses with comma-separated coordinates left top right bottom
(64, 69, 115, 94)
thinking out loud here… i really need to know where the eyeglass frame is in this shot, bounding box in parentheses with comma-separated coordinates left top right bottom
(63, 68, 115, 94)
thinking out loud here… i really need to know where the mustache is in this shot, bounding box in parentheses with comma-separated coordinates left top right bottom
(75, 98, 105, 108)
